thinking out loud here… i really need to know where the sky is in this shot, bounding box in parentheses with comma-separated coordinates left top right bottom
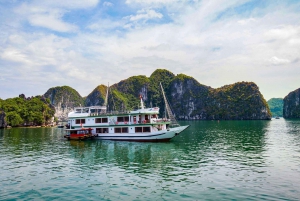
(0, 0, 299, 101)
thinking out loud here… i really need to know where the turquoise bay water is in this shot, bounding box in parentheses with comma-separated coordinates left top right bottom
(0, 119, 300, 200)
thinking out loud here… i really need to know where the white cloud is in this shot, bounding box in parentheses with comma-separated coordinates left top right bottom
(88, 19, 122, 31)
(126, 8, 163, 21)
(238, 18, 256, 25)
(1, 48, 32, 65)
(126, 0, 178, 5)
(269, 56, 290, 65)
(33, 0, 99, 9)
(103, 2, 113, 7)
(29, 13, 77, 32)
(13, 0, 99, 32)
(265, 26, 300, 40)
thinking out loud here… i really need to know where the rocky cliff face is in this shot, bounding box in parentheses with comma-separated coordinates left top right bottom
(169, 74, 211, 119)
(0, 110, 7, 128)
(283, 88, 300, 118)
(169, 75, 271, 120)
(43, 69, 271, 120)
(85, 85, 107, 106)
(44, 86, 84, 121)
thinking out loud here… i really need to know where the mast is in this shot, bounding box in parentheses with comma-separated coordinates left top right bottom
(159, 82, 180, 127)
(140, 95, 145, 109)
(100, 83, 109, 114)
(104, 83, 109, 107)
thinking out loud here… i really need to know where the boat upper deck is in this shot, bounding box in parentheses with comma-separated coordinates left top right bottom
(68, 106, 160, 118)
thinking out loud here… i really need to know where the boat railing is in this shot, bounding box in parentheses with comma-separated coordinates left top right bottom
(152, 119, 171, 123)
(106, 119, 171, 125)
(90, 111, 132, 116)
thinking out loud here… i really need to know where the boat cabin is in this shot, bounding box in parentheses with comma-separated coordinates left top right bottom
(64, 128, 94, 140)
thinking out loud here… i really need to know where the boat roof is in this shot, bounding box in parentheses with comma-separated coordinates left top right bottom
(68, 106, 160, 118)
(74, 106, 106, 110)
(130, 107, 159, 114)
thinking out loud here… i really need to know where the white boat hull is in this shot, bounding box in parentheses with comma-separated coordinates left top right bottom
(93, 125, 189, 142)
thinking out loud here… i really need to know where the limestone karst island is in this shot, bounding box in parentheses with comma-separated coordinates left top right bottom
(1, 69, 300, 129)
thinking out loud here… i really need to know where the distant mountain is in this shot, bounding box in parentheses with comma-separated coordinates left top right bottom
(43, 69, 271, 120)
(267, 98, 283, 117)
(44, 86, 84, 121)
(283, 88, 300, 118)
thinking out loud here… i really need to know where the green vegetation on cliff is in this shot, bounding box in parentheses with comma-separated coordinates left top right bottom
(41, 69, 270, 120)
(207, 82, 271, 120)
(283, 88, 300, 118)
(109, 75, 150, 111)
(44, 86, 84, 108)
(148, 69, 175, 111)
(267, 98, 283, 117)
(169, 77, 271, 120)
(0, 95, 55, 127)
(85, 85, 107, 106)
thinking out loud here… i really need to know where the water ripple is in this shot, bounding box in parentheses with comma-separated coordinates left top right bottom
(1, 121, 300, 200)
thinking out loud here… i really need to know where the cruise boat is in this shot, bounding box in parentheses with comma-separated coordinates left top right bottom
(64, 83, 189, 142)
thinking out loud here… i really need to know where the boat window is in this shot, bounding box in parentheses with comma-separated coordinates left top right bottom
(143, 127, 151, 133)
(95, 118, 108, 123)
(117, 116, 129, 122)
(75, 119, 85, 124)
(96, 128, 108, 133)
(75, 109, 81, 113)
(95, 118, 102, 123)
(114, 127, 128, 133)
(90, 109, 96, 113)
(83, 108, 89, 113)
(117, 117, 123, 122)
(135, 127, 143, 132)
(115, 128, 121, 133)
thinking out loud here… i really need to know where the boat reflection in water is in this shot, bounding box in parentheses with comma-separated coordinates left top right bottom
(68, 140, 179, 173)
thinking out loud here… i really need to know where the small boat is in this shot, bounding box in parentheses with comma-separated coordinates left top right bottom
(64, 127, 94, 140)
(275, 116, 280, 119)
(57, 122, 65, 128)
(65, 83, 189, 142)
